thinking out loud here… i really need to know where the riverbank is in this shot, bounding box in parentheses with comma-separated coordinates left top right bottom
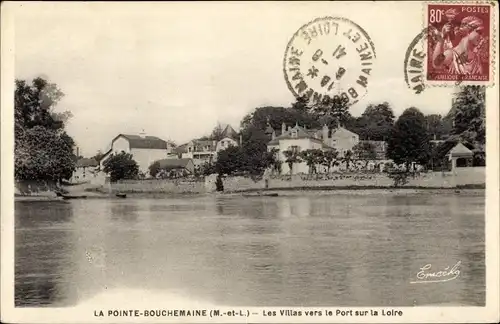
(14, 186, 485, 202)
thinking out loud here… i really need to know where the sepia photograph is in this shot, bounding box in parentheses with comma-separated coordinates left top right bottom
(1, 1, 498, 323)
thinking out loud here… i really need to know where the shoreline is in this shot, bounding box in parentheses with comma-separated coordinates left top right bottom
(14, 185, 485, 202)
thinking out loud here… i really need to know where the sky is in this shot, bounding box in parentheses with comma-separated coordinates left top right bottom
(12, 1, 455, 156)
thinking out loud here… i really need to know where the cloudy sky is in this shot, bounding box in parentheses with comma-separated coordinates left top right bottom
(12, 1, 454, 156)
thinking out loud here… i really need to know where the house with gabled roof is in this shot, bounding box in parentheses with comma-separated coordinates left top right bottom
(178, 124, 241, 166)
(99, 133, 175, 175)
(267, 122, 361, 175)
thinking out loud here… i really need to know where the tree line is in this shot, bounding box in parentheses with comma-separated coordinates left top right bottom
(14, 77, 485, 184)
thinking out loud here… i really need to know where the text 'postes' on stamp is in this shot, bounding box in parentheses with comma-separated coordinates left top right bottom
(283, 17, 376, 107)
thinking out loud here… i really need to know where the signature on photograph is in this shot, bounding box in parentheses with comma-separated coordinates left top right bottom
(410, 261, 461, 284)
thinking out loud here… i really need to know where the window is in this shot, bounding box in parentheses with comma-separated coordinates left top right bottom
(291, 129, 298, 138)
(290, 145, 300, 154)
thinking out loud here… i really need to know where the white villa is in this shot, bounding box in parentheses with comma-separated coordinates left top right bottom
(179, 124, 240, 166)
(267, 122, 360, 175)
(100, 133, 176, 175)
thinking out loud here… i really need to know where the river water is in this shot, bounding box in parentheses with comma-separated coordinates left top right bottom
(15, 191, 485, 307)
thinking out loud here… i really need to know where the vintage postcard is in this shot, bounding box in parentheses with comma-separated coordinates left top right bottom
(1, 1, 499, 323)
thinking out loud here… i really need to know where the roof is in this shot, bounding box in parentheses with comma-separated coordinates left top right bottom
(191, 140, 217, 151)
(156, 158, 193, 170)
(450, 142, 473, 156)
(331, 126, 358, 138)
(221, 124, 238, 139)
(268, 124, 324, 145)
(114, 134, 169, 150)
(76, 158, 98, 168)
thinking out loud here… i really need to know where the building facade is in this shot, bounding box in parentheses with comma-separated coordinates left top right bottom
(267, 123, 362, 175)
(100, 134, 174, 175)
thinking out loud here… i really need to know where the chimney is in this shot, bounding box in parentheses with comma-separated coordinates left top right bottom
(281, 122, 286, 134)
(287, 126, 291, 132)
(76, 146, 80, 157)
(139, 129, 146, 138)
(272, 130, 276, 140)
(322, 124, 329, 142)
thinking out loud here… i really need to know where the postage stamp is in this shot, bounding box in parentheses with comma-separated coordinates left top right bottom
(283, 17, 376, 107)
(424, 2, 493, 84)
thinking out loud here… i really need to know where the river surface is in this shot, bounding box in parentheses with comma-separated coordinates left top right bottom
(15, 191, 485, 307)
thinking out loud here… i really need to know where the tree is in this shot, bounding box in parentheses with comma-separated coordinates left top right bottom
(282, 149, 301, 175)
(451, 85, 485, 146)
(311, 95, 352, 128)
(387, 107, 431, 169)
(353, 142, 377, 169)
(299, 149, 323, 174)
(322, 149, 340, 173)
(343, 150, 354, 171)
(214, 145, 244, 176)
(14, 77, 76, 182)
(103, 152, 139, 182)
(15, 126, 75, 181)
(210, 123, 225, 141)
(424, 114, 451, 140)
(357, 102, 395, 140)
(291, 95, 310, 113)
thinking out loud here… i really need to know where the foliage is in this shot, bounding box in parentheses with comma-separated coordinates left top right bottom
(282, 149, 301, 175)
(14, 77, 76, 181)
(387, 170, 411, 187)
(322, 149, 340, 173)
(387, 107, 431, 167)
(424, 114, 451, 140)
(343, 150, 354, 171)
(215, 145, 245, 175)
(210, 123, 225, 141)
(356, 102, 395, 141)
(299, 149, 324, 174)
(451, 85, 485, 146)
(311, 95, 352, 128)
(102, 151, 139, 182)
(15, 126, 76, 181)
(216, 174, 224, 192)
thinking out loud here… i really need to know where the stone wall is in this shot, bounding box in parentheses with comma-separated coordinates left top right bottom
(215, 167, 486, 192)
(111, 179, 206, 194)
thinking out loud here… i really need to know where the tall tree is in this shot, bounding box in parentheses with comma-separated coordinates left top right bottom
(451, 85, 486, 146)
(387, 107, 431, 168)
(311, 95, 352, 128)
(357, 102, 395, 140)
(14, 77, 76, 182)
(210, 123, 225, 141)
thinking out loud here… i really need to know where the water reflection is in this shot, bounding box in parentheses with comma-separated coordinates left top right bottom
(15, 192, 485, 307)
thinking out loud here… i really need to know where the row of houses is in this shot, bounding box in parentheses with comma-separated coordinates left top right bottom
(71, 120, 480, 183)
(71, 125, 240, 182)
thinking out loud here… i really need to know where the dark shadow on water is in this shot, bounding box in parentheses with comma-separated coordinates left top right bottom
(15, 201, 77, 307)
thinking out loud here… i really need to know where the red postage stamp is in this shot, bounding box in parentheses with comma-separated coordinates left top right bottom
(426, 3, 491, 82)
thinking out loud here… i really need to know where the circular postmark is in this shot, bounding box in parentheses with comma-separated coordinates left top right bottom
(403, 28, 431, 94)
(283, 17, 376, 107)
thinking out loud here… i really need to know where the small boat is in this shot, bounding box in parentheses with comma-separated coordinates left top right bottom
(243, 192, 279, 197)
(61, 194, 87, 200)
(116, 193, 127, 198)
